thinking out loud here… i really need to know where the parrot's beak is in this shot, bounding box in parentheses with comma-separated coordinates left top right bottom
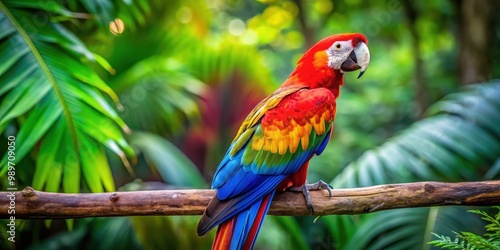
(340, 42, 370, 79)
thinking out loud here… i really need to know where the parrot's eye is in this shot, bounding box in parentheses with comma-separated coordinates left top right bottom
(335, 43, 341, 49)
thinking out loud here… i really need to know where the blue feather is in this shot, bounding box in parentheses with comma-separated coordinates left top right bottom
(231, 199, 261, 249)
(212, 146, 243, 189)
(223, 191, 275, 250)
(314, 128, 331, 155)
(208, 175, 285, 231)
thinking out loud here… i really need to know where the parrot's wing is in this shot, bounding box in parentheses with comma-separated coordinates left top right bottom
(231, 85, 306, 143)
(198, 87, 336, 234)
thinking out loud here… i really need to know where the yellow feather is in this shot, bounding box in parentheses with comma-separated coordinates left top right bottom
(271, 140, 278, 154)
(263, 139, 271, 151)
(313, 122, 320, 134)
(272, 130, 281, 141)
(304, 123, 312, 136)
(286, 137, 291, 153)
(252, 137, 264, 150)
(318, 117, 325, 134)
(279, 139, 286, 155)
(290, 128, 299, 153)
(297, 125, 305, 137)
(313, 51, 329, 69)
(263, 128, 270, 138)
(301, 134, 309, 150)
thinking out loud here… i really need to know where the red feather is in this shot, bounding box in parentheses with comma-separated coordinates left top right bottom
(213, 216, 235, 249)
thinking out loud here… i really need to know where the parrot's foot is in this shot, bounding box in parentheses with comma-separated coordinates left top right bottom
(288, 180, 333, 214)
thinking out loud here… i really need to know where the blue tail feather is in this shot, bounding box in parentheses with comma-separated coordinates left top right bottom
(228, 191, 275, 250)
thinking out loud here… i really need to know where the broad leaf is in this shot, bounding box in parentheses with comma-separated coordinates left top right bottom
(333, 82, 500, 189)
(129, 131, 205, 188)
(0, 1, 134, 192)
(326, 82, 500, 249)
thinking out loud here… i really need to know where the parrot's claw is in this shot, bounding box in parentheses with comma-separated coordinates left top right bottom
(288, 180, 333, 214)
(306, 180, 333, 197)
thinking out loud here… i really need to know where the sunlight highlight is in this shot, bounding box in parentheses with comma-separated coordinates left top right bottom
(109, 18, 125, 35)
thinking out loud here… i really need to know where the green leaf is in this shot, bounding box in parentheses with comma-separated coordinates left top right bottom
(485, 159, 500, 179)
(271, 217, 309, 250)
(110, 57, 206, 135)
(129, 131, 205, 188)
(79, 0, 115, 27)
(33, 116, 65, 190)
(80, 136, 115, 192)
(332, 82, 500, 249)
(0, 2, 133, 193)
(5, 93, 61, 169)
(322, 215, 358, 248)
(333, 82, 500, 188)
(4, 0, 72, 17)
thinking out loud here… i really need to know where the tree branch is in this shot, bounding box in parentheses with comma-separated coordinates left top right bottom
(1, 181, 499, 219)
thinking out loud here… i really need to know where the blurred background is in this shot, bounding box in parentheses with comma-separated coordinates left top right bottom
(1, 0, 500, 249)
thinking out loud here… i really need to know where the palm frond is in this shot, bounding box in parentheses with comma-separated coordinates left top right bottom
(323, 82, 500, 249)
(340, 207, 485, 250)
(77, 0, 156, 30)
(0, 1, 134, 192)
(332, 81, 500, 189)
(110, 57, 206, 135)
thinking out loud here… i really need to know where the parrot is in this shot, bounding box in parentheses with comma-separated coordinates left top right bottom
(197, 33, 370, 250)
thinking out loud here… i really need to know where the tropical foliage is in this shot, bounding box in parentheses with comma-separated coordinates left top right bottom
(0, 0, 134, 194)
(0, 0, 499, 249)
(430, 207, 500, 250)
(322, 82, 500, 249)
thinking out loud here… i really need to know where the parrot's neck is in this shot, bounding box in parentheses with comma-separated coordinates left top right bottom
(282, 49, 344, 98)
(284, 63, 344, 98)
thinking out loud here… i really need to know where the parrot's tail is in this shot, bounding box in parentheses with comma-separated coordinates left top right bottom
(212, 191, 275, 250)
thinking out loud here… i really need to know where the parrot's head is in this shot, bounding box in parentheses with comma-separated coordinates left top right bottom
(325, 33, 370, 79)
(291, 33, 370, 86)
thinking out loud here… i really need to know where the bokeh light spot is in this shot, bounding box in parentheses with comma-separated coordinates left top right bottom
(228, 19, 246, 36)
(315, 0, 334, 14)
(241, 30, 258, 45)
(177, 6, 192, 24)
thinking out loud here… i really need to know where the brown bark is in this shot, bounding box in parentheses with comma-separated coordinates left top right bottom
(1, 181, 499, 219)
(402, 1, 428, 118)
(292, 0, 315, 48)
(457, 0, 494, 84)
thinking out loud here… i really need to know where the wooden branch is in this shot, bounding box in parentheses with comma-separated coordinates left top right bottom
(1, 181, 499, 219)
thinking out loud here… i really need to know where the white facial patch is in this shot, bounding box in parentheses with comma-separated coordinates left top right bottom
(325, 40, 353, 69)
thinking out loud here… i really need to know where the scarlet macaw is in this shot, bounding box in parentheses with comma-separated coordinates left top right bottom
(197, 33, 370, 250)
